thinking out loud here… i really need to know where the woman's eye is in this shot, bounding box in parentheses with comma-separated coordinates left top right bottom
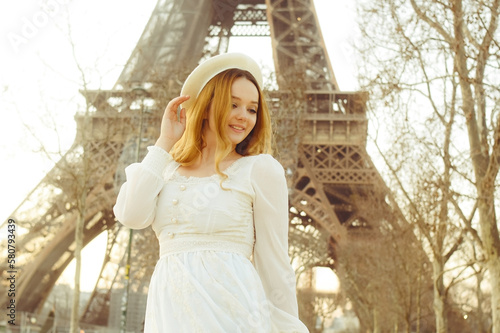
(249, 109, 257, 114)
(232, 103, 238, 109)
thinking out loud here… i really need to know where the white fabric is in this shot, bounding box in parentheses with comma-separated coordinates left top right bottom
(113, 146, 309, 333)
(180, 52, 264, 110)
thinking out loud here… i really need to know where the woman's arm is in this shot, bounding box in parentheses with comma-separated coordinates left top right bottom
(114, 95, 189, 229)
(251, 154, 300, 318)
(113, 146, 172, 229)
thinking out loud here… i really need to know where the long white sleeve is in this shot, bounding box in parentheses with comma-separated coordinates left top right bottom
(251, 155, 309, 332)
(113, 146, 172, 229)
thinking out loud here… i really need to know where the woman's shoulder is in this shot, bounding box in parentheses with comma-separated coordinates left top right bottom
(242, 153, 284, 175)
(242, 153, 279, 164)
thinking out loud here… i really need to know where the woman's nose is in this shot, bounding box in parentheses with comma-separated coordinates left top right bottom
(235, 107, 247, 119)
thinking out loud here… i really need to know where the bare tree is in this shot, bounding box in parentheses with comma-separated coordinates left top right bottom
(356, 0, 500, 332)
(0, 15, 130, 330)
(333, 188, 436, 333)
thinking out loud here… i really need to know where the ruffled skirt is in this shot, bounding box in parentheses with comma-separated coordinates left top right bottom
(144, 250, 274, 333)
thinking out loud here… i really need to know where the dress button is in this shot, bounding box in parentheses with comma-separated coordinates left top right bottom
(167, 232, 174, 238)
(172, 199, 178, 205)
(179, 185, 186, 191)
(171, 217, 178, 224)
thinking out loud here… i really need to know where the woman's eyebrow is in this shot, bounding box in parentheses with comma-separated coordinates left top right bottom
(232, 96, 259, 105)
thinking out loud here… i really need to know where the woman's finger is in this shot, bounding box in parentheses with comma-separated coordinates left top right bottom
(165, 95, 190, 119)
(179, 108, 186, 127)
(170, 95, 190, 109)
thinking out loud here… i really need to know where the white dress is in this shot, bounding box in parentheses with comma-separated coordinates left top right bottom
(113, 146, 309, 333)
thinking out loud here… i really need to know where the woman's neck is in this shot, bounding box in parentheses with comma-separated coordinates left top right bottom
(198, 143, 239, 166)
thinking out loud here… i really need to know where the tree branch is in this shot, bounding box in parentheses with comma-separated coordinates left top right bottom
(409, 0, 454, 44)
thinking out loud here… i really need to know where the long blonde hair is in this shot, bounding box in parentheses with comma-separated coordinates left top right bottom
(170, 68, 272, 181)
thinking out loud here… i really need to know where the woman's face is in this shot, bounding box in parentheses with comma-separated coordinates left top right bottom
(206, 77, 259, 149)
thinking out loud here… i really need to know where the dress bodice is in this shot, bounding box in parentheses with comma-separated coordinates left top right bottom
(154, 158, 257, 259)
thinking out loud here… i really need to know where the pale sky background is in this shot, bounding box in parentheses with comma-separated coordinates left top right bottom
(0, 0, 358, 292)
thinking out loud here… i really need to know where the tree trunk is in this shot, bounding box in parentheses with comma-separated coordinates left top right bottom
(69, 207, 85, 332)
(452, 0, 500, 329)
(476, 271, 487, 333)
(476, 172, 500, 333)
(479, 184, 500, 333)
(433, 258, 448, 333)
(489, 259, 500, 333)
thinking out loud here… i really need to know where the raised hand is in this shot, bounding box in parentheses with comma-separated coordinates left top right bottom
(155, 95, 190, 152)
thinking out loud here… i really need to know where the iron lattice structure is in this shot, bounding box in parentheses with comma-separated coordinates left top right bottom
(0, 0, 406, 329)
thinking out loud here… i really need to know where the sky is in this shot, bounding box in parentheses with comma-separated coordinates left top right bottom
(0, 0, 357, 292)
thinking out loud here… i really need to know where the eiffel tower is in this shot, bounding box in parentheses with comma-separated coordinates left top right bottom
(1, 0, 405, 330)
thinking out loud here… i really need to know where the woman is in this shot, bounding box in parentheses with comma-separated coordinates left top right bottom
(113, 53, 309, 333)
